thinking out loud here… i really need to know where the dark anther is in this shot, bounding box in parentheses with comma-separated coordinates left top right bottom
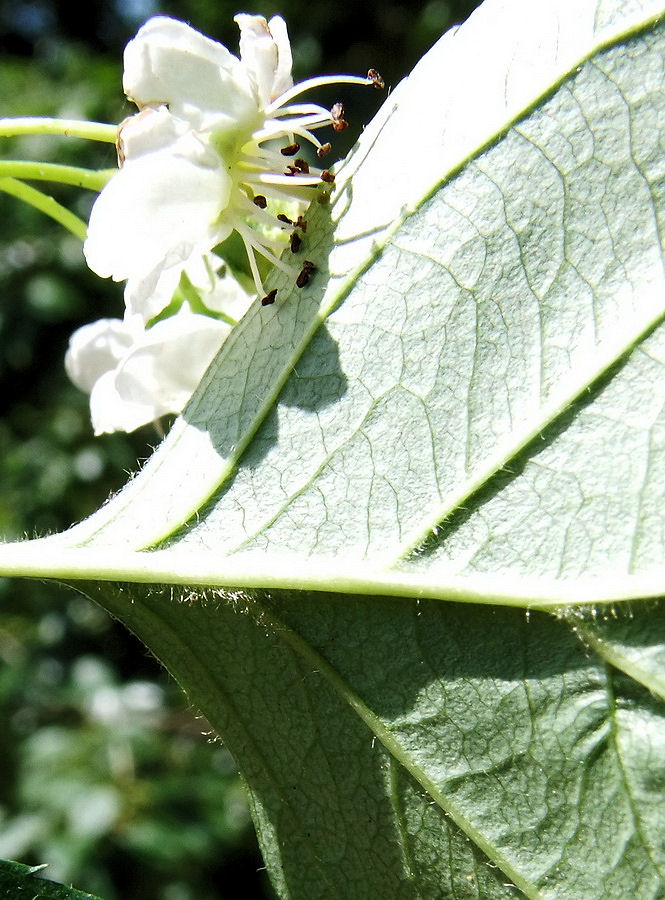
(290, 232, 302, 253)
(280, 142, 301, 156)
(285, 158, 311, 175)
(367, 68, 385, 89)
(253, 195, 267, 209)
(295, 216, 307, 232)
(277, 213, 293, 225)
(330, 102, 349, 132)
(317, 142, 332, 158)
(261, 288, 278, 306)
(296, 260, 316, 288)
(320, 170, 335, 184)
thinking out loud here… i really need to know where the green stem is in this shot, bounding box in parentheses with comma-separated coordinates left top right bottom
(0, 116, 117, 143)
(0, 160, 115, 191)
(0, 177, 87, 240)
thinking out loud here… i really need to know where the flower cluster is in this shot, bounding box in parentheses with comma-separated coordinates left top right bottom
(67, 13, 382, 433)
(66, 257, 251, 434)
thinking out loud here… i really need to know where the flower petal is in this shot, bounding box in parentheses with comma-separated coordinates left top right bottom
(86, 306, 230, 434)
(123, 16, 257, 131)
(123, 247, 195, 324)
(64, 317, 136, 392)
(266, 16, 293, 101)
(89, 370, 160, 436)
(84, 108, 232, 320)
(118, 309, 229, 402)
(197, 265, 253, 320)
(235, 14, 293, 107)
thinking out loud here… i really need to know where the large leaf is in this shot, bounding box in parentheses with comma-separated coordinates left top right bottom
(3, 0, 665, 896)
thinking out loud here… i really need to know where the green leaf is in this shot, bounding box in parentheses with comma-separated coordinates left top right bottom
(0, 859, 102, 899)
(3, 0, 665, 897)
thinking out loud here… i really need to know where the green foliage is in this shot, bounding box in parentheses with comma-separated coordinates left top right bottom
(0, 858, 101, 899)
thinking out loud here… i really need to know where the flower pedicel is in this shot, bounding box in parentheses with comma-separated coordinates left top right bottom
(84, 13, 384, 320)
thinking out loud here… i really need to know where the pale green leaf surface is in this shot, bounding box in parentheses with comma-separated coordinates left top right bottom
(3, 1, 665, 898)
(181, 22, 665, 571)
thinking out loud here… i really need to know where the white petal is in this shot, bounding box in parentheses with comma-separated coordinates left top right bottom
(119, 310, 228, 403)
(117, 103, 184, 160)
(182, 252, 220, 292)
(89, 370, 159, 435)
(65, 318, 135, 392)
(267, 16, 293, 100)
(88, 307, 230, 434)
(235, 14, 293, 107)
(123, 16, 257, 130)
(123, 254, 190, 323)
(198, 267, 253, 320)
(84, 116, 230, 307)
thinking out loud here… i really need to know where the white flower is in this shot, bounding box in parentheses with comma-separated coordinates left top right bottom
(66, 266, 252, 434)
(71, 14, 382, 435)
(84, 13, 382, 316)
(66, 308, 225, 435)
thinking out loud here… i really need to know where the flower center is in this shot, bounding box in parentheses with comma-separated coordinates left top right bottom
(223, 69, 384, 305)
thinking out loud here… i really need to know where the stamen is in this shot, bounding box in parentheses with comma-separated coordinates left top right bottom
(242, 178, 321, 205)
(266, 73, 379, 115)
(284, 158, 310, 176)
(231, 64, 384, 304)
(236, 221, 299, 279)
(242, 148, 294, 169)
(253, 117, 333, 147)
(272, 103, 334, 117)
(237, 195, 294, 232)
(240, 233, 265, 296)
(272, 112, 335, 130)
(244, 170, 324, 188)
(367, 68, 385, 89)
(330, 103, 349, 132)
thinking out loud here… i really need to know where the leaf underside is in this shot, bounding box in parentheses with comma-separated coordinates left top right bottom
(4, 1, 665, 897)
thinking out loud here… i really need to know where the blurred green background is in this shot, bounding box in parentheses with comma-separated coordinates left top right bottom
(0, 1, 480, 896)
